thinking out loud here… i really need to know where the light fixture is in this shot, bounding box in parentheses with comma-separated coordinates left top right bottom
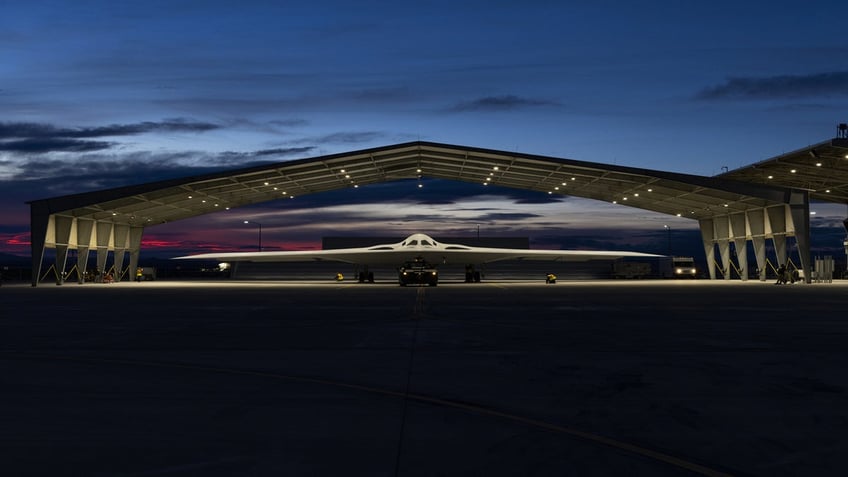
(647, 188, 653, 192)
(676, 213, 682, 217)
(493, 166, 499, 171)
(264, 182, 269, 185)
(612, 200, 617, 204)
(723, 204, 729, 207)
(188, 195, 193, 199)
(767, 175, 773, 179)
(634, 193, 639, 197)
(340, 169, 346, 173)
(790, 169, 796, 173)
(816, 163, 822, 167)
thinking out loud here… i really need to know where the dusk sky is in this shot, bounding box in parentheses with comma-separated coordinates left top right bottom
(2, 1, 847, 257)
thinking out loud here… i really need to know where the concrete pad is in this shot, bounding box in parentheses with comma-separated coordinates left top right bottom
(1, 280, 846, 476)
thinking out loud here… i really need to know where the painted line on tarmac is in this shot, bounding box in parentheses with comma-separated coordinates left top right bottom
(413, 286, 426, 316)
(4, 352, 732, 477)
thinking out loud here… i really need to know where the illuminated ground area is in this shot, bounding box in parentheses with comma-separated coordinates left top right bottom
(1, 280, 846, 476)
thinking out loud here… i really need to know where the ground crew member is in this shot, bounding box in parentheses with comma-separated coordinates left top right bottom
(775, 264, 787, 285)
(136, 267, 143, 282)
(546, 273, 557, 284)
(336, 272, 344, 281)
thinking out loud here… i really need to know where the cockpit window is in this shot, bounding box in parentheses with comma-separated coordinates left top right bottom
(421, 240, 431, 246)
(408, 240, 418, 246)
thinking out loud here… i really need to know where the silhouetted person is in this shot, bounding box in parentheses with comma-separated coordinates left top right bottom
(775, 264, 787, 285)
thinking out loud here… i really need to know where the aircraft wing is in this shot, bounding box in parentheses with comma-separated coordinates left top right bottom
(174, 233, 663, 266)
(174, 248, 420, 265)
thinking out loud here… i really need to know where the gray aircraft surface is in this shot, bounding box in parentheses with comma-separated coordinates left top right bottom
(175, 233, 663, 284)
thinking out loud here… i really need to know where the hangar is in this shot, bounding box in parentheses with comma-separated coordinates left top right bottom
(27, 135, 848, 287)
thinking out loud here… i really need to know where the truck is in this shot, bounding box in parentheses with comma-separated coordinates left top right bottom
(398, 257, 439, 286)
(671, 257, 697, 278)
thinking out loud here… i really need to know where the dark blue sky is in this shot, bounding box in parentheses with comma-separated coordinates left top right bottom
(2, 1, 846, 255)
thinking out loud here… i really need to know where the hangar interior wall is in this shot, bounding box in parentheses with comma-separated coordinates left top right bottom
(699, 201, 811, 282)
(38, 214, 145, 285)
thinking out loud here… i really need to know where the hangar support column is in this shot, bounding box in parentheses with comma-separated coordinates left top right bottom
(30, 204, 50, 287)
(714, 217, 731, 280)
(113, 224, 130, 282)
(95, 222, 113, 281)
(788, 191, 812, 284)
(767, 206, 788, 272)
(52, 215, 74, 286)
(699, 219, 717, 280)
(127, 226, 144, 282)
(75, 219, 95, 284)
(730, 213, 748, 281)
(747, 209, 767, 281)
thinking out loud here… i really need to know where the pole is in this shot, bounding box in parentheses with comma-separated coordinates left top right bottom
(244, 221, 263, 251)
(664, 225, 671, 255)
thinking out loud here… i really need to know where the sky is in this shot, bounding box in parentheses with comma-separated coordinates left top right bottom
(1, 0, 847, 258)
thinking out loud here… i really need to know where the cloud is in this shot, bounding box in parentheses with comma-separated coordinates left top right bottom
(449, 95, 559, 112)
(287, 131, 385, 145)
(253, 147, 315, 157)
(0, 138, 114, 153)
(0, 119, 220, 139)
(0, 119, 221, 154)
(218, 147, 316, 161)
(695, 71, 848, 100)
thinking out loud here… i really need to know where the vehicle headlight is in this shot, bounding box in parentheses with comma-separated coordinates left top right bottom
(676, 268, 682, 274)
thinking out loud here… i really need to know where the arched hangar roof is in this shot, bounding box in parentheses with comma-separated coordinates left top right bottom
(29, 141, 798, 226)
(719, 137, 848, 204)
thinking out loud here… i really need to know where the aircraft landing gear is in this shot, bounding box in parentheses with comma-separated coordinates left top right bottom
(357, 269, 374, 283)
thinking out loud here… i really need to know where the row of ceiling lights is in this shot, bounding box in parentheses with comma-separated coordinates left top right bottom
(764, 170, 834, 193)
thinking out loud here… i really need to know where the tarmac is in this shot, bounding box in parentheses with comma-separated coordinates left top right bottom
(1, 278, 846, 476)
